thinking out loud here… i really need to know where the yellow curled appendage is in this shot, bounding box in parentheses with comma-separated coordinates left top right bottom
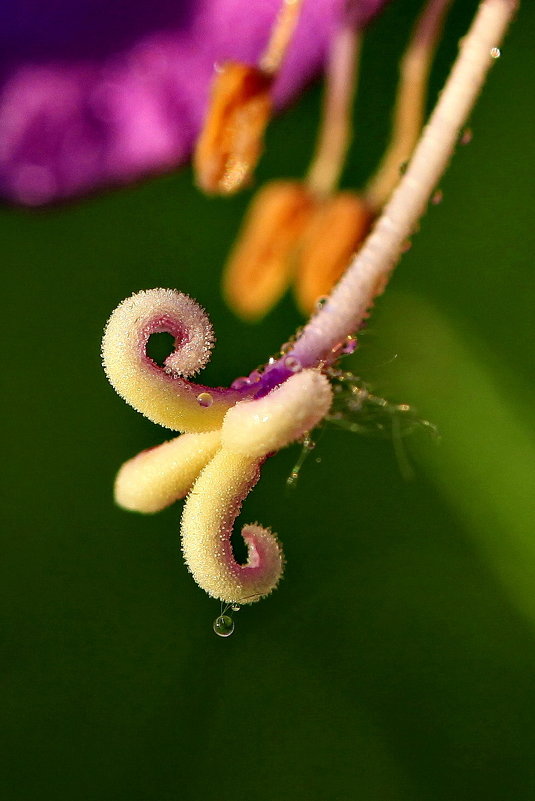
(102, 288, 250, 432)
(181, 370, 333, 602)
(115, 430, 221, 514)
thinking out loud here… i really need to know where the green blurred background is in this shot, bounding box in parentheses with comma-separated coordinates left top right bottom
(2, 1, 534, 799)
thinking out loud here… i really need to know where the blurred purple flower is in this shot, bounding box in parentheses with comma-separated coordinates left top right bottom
(0, 0, 387, 205)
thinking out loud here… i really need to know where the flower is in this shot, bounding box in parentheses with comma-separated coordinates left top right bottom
(102, 0, 517, 618)
(0, 0, 388, 205)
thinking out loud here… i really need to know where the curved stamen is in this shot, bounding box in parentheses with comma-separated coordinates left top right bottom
(102, 288, 252, 432)
(115, 430, 221, 514)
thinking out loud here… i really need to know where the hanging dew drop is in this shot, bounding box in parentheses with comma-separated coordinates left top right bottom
(315, 295, 329, 311)
(213, 615, 234, 637)
(490, 47, 501, 59)
(197, 392, 213, 407)
(231, 604, 241, 612)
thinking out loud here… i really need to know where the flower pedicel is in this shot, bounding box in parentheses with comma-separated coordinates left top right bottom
(103, 0, 518, 634)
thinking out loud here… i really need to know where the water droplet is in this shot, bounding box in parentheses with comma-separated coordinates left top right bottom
(302, 436, 315, 450)
(231, 377, 249, 390)
(231, 604, 241, 612)
(315, 457, 322, 464)
(280, 342, 292, 355)
(431, 189, 443, 205)
(213, 615, 234, 637)
(315, 296, 329, 311)
(197, 392, 213, 407)
(287, 470, 299, 485)
(490, 47, 501, 59)
(460, 127, 473, 146)
(341, 335, 357, 354)
(248, 370, 262, 383)
(284, 356, 301, 372)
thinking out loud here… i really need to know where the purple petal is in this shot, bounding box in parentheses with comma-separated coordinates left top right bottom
(0, 0, 388, 205)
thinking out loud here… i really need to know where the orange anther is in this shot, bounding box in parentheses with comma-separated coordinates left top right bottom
(294, 193, 374, 315)
(223, 181, 316, 320)
(194, 63, 273, 195)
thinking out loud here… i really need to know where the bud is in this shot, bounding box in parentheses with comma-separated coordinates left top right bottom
(294, 193, 374, 315)
(194, 62, 273, 195)
(223, 180, 316, 320)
